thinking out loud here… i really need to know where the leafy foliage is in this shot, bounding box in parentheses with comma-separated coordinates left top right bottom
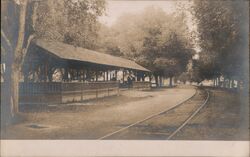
(192, 0, 248, 82)
(98, 6, 194, 79)
(34, 0, 106, 49)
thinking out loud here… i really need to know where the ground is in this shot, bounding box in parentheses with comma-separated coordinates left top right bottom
(173, 88, 249, 140)
(1, 85, 249, 140)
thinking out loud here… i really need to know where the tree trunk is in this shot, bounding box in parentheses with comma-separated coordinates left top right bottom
(169, 76, 173, 87)
(2, 42, 22, 125)
(12, 0, 28, 112)
(2, 59, 16, 125)
(174, 77, 178, 84)
(149, 74, 152, 82)
(162, 76, 165, 86)
(237, 80, 241, 91)
(231, 79, 235, 88)
(228, 79, 231, 88)
(2, 0, 34, 123)
(2, 0, 29, 122)
(154, 75, 159, 87)
(159, 76, 162, 87)
(11, 67, 20, 115)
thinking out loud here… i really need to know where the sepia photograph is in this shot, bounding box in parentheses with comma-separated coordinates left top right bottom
(1, 0, 249, 156)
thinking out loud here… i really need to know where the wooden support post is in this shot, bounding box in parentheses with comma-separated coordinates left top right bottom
(81, 69, 83, 81)
(122, 70, 125, 83)
(142, 73, 145, 81)
(64, 67, 68, 82)
(86, 69, 89, 81)
(149, 73, 152, 82)
(68, 69, 71, 82)
(228, 79, 231, 88)
(95, 71, 98, 81)
(81, 83, 83, 101)
(106, 71, 108, 81)
(81, 69, 84, 82)
(115, 70, 118, 80)
(136, 72, 140, 81)
(77, 69, 80, 82)
(44, 60, 48, 82)
(32, 64, 35, 82)
(134, 71, 137, 81)
(60, 82, 63, 103)
(82, 69, 84, 82)
(102, 71, 104, 81)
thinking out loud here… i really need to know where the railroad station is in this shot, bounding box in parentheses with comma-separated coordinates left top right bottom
(20, 39, 151, 105)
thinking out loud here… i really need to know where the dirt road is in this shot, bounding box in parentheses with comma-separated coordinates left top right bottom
(2, 86, 196, 139)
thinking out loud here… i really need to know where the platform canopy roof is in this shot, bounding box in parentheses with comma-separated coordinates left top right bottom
(35, 39, 150, 72)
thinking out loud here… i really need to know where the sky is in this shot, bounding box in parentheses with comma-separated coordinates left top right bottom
(99, 0, 177, 26)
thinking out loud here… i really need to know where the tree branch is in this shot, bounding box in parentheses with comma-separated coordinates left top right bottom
(1, 30, 13, 51)
(14, 0, 28, 56)
(21, 34, 35, 66)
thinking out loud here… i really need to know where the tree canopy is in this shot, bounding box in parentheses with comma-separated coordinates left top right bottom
(34, 0, 106, 49)
(98, 6, 194, 85)
(191, 0, 248, 85)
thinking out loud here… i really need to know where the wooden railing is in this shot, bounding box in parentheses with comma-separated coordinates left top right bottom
(132, 81, 151, 90)
(19, 82, 62, 104)
(19, 81, 119, 105)
(61, 82, 119, 103)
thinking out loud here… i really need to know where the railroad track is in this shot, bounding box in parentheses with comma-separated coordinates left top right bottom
(98, 87, 210, 140)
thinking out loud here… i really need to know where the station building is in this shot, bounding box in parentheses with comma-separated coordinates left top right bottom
(20, 39, 151, 105)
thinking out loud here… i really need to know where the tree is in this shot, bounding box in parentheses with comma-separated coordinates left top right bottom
(99, 6, 194, 87)
(191, 0, 248, 88)
(178, 72, 190, 84)
(34, 0, 106, 49)
(1, 0, 36, 125)
(1, 0, 106, 124)
(96, 23, 123, 56)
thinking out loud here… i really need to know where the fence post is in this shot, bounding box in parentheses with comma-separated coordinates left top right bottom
(81, 82, 83, 101)
(60, 82, 63, 104)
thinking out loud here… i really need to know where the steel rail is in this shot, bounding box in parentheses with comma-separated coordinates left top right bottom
(166, 90, 210, 140)
(98, 87, 198, 140)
